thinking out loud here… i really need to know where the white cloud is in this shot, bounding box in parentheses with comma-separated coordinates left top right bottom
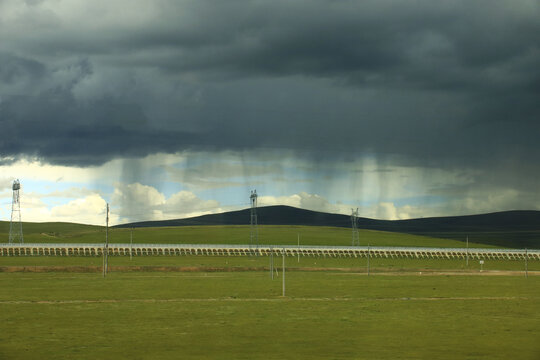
(259, 192, 340, 213)
(260, 192, 425, 220)
(164, 191, 219, 213)
(1, 192, 112, 225)
(112, 182, 165, 209)
(111, 182, 221, 224)
(0, 158, 117, 184)
(0, 153, 187, 185)
(50, 194, 114, 224)
(1, 152, 538, 225)
(373, 202, 398, 220)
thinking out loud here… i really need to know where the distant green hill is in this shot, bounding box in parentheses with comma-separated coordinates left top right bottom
(0, 222, 102, 244)
(1, 206, 539, 248)
(115, 206, 540, 248)
(0, 223, 494, 249)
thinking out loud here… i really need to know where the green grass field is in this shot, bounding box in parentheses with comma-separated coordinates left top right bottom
(0, 271, 539, 359)
(1, 223, 538, 359)
(1, 223, 538, 273)
(0, 222, 501, 248)
(4, 219, 539, 248)
(1, 253, 539, 273)
(2, 223, 538, 273)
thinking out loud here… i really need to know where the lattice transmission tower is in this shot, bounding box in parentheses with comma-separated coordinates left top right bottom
(351, 208, 359, 246)
(250, 190, 258, 250)
(9, 179, 23, 244)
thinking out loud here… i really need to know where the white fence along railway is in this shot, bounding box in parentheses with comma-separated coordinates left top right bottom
(1, 243, 539, 260)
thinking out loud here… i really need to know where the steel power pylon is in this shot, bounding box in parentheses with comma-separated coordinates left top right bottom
(9, 179, 23, 244)
(250, 190, 258, 251)
(351, 208, 359, 246)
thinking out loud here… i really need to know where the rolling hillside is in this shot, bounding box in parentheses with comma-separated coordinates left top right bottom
(1, 207, 539, 248)
(115, 205, 540, 248)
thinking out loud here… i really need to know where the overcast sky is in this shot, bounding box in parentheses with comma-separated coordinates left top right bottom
(0, 0, 539, 225)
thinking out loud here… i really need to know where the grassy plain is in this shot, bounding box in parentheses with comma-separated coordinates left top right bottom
(1, 224, 538, 272)
(0, 222, 498, 247)
(1, 223, 539, 359)
(0, 271, 539, 360)
(4, 219, 540, 246)
(1, 253, 538, 273)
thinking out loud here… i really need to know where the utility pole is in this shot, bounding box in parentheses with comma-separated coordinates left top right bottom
(106, 203, 109, 273)
(351, 208, 359, 246)
(297, 233, 300, 263)
(282, 248, 286, 297)
(250, 190, 259, 253)
(130, 227, 133, 261)
(103, 203, 109, 277)
(367, 244, 370, 276)
(270, 247, 274, 280)
(466, 236, 469, 267)
(525, 248, 528, 278)
(102, 244, 106, 277)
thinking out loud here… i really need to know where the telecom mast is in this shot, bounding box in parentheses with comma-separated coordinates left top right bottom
(9, 179, 23, 244)
(250, 190, 258, 251)
(351, 208, 359, 246)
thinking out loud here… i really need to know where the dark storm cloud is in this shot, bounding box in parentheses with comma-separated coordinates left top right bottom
(0, 0, 539, 167)
(0, 88, 203, 166)
(0, 53, 46, 84)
